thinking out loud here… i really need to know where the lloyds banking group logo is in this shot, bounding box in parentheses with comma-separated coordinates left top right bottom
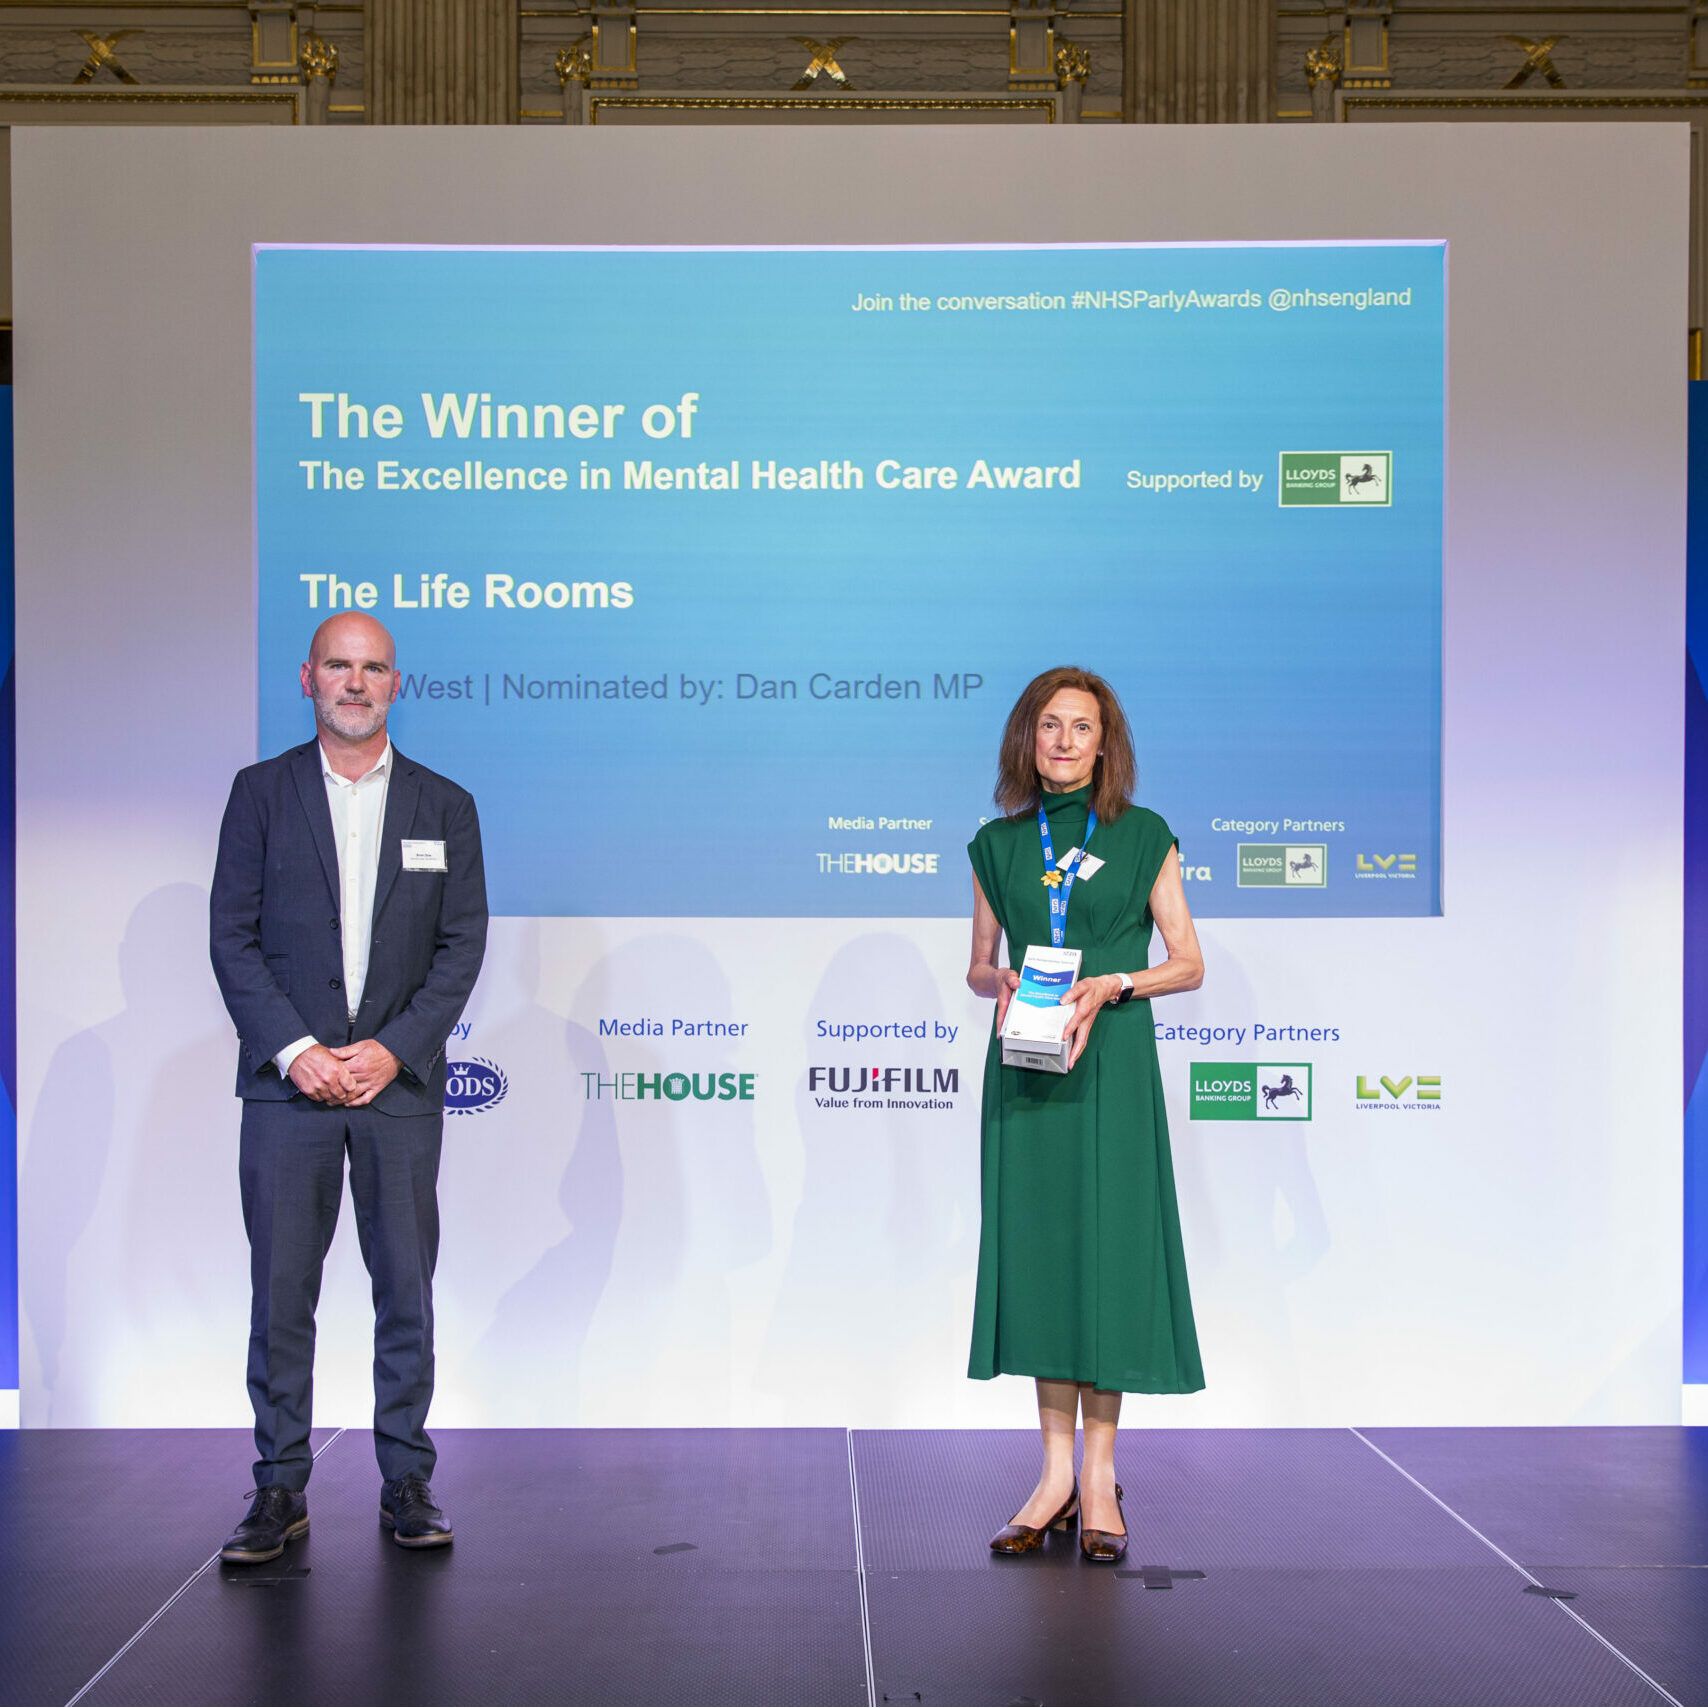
(1190, 1063, 1312, 1121)
(1237, 844, 1327, 888)
(1279, 451, 1392, 507)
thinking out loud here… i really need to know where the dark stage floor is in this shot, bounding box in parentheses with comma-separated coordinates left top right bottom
(2, 1426, 1703, 1707)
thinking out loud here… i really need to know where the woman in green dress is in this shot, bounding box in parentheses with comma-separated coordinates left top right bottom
(966, 666, 1205, 1564)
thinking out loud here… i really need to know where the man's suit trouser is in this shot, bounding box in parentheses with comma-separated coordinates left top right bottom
(239, 1096, 443, 1490)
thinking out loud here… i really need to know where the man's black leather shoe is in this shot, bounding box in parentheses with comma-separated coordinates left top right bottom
(380, 1474, 453, 1548)
(220, 1486, 309, 1564)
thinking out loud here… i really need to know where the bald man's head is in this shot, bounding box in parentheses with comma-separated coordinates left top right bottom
(300, 613, 400, 747)
(309, 611, 396, 670)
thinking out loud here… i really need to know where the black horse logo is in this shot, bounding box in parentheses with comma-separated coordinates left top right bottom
(1345, 461, 1383, 497)
(1262, 1073, 1304, 1111)
(1289, 852, 1318, 880)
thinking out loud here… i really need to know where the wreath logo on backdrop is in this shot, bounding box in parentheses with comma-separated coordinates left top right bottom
(445, 1057, 509, 1115)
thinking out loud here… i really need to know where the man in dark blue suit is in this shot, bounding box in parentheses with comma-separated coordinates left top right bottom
(210, 612, 487, 1563)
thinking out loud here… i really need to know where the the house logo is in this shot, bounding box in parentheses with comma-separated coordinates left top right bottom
(1237, 844, 1327, 888)
(445, 1057, 508, 1114)
(1190, 1062, 1312, 1121)
(1279, 451, 1392, 507)
(816, 852, 941, 875)
(582, 1071, 757, 1101)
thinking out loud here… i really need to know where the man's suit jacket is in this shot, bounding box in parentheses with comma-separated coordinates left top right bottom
(210, 740, 488, 1116)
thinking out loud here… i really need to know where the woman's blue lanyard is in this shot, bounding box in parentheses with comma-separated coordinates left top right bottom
(1038, 800, 1098, 948)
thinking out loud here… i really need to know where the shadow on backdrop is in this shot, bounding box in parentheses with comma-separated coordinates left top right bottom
(1167, 939, 1331, 1417)
(757, 931, 975, 1420)
(464, 923, 623, 1425)
(22, 882, 241, 1423)
(473, 931, 770, 1422)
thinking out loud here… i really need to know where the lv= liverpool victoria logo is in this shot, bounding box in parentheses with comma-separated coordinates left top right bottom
(1356, 853, 1417, 879)
(1355, 1074, 1440, 1110)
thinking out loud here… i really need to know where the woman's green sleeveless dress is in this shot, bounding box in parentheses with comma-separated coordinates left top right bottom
(966, 783, 1204, 1394)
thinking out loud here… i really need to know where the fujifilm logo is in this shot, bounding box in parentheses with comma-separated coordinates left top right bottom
(816, 852, 941, 875)
(808, 1065, 959, 1110)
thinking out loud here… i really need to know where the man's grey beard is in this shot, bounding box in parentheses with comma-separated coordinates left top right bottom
(316, 693, 387, 743)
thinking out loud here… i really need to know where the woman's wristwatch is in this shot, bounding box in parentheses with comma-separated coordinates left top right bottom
(1108, 973, 1135, 1006)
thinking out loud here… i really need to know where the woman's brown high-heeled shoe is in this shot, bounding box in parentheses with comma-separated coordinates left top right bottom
(1079, 1483, 1126, 1564)
(988, 1481, 1079, 1555)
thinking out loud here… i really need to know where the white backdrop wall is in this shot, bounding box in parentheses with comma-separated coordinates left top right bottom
(11, 123, 1686, 1430)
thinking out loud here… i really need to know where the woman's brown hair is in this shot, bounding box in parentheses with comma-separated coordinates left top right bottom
(993, 666, 1136, 822)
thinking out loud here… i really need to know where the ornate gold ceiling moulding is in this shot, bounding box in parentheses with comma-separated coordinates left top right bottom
(299, 30, 337, 79)
(1343, 91, 1708, 114)
(1502, 35, 1566, 90)
(1053, 34, 1086, 119)
(1055, 38, 1089, 83)
(567, 6, 1002, 12)
(555, 32, 592, 83)
(1304, 33, 1339, 122)
(587, 90, 1057, 122)
(589, 0, 637, 86)
(516, 6, 1121, 15)
(72, 29, 137, 82)
(0, 85, 300, 119)
(1009, 0, 1054, 92)
(790, 34, 855, 89)
(299, 27, 335, 119)
(250, 0, 298, 84)
(1342, 0, 1388, 90)
(0, 2, 251, 8)
(554, 30, 592, 120)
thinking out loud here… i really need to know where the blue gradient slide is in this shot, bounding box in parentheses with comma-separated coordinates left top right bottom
(255, 243, 1443, 918)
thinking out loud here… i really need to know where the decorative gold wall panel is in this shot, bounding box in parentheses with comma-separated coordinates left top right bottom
(586, 89, 1058, 123)
(0, 84, 297, 121)
(1123, 0, 1271, 124)
(366, 0, 517, 123)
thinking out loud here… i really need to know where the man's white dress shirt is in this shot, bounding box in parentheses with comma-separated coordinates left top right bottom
(274, 741, 392, 1078)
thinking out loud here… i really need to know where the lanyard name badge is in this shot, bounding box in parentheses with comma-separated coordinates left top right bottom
(1038, 800, 1098, 947)
(1000, 799, 1100, 1074)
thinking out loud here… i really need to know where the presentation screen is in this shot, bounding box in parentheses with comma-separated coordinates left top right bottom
(14, 125, 1682, 1435)
(255, 242, 1444, 917)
